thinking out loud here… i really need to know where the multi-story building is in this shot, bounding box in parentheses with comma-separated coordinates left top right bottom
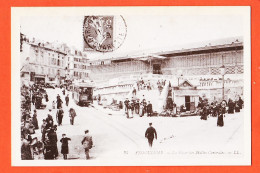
(65, 48, 89, 82)
(20, 33, 90, 86)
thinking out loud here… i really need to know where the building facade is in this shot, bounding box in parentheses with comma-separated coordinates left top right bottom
(20, 33, 89, 85)
(87, 40, 243, 82)
(65, 48, 89, 82)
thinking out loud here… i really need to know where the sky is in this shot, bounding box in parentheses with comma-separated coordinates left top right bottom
(20, 14, 244, 59)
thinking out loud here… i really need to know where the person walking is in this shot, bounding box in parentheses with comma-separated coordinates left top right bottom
(57, 97, 63, 109)
(81, 130, 93, 160)
(145, 123, 157, 147)
(60, 134, 71, 160)
(69, 108, 77, 125)
(56, 108, 64, 126)
(65, 94, 69, 106)
(47, 127, 58, 159)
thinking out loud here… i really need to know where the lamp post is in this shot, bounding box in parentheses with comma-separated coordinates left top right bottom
(220, 58, 225, 100)
(177, 70, 183, 86)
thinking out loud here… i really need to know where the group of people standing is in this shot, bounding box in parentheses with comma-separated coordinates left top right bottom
(124, 96, 153, 118)
(198, 96, 244, 127)
(21, 84, 93, 160)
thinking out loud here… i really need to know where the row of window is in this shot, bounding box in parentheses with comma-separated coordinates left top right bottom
(74, 63, 87, 69)
(164, 51, 243, 68)
(34, 66, 65, 76)
(33, 47, 65, 59)
(73, 71, 88, 78)
(90, 61, 149, 73)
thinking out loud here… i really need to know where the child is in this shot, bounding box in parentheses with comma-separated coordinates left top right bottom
(60, 134, 71, 160)
(52, 101, 55, 109)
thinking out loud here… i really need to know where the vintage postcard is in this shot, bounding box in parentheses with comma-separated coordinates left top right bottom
(11, 6, 251, 166)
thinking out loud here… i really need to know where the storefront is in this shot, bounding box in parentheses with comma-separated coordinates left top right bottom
(34, 74, 46, 84)
(172, 80, 200, 113)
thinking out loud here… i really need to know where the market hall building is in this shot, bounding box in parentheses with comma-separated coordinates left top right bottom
(88, 39, 244, 112)
(87, 40, 243, 81)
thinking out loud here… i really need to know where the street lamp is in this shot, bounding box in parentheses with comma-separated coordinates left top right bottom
(220, 64, 225, 100)
(177, 70, 183, 86)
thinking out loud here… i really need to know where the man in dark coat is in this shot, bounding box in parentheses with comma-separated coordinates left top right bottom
(65, 94, 69, 106)
(124, 98, 130, 118)
(135, 100, 140, 115)
(145, 123, 157, 147)
(228, 99, 235, 114)
(147, 101, 153, 117)
(60, 134, 71, 160)
(57, 97, 63, 109)
(62, 89, 66, 95)
(238, 97, 244, 109)
(56, 108, 64, 126)
(47, 127, 58, 159)
(45, 114, 54, 129)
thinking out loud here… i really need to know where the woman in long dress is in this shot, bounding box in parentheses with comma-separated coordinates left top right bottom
(217, 102, 226, 127)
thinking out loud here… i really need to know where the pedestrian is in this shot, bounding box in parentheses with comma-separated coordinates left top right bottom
(145, 123, 157, 147)
(69, 108, 77, 125)
(130, 100, 135, 117)
(45, 93, 49, 102)
(41, 119, 47, 133)
(235, 101, 240, 113)
(47, 127, 58, 159)
(52, 100, 56, 109)
(65, 94, 69, 106)
(32, 93, 35, 105)
(238, 96, 243, 109)
(62, 89, 66, 95)
(57, 97, 63, 109)
(124, 98, 130, 118)
(228, 99, 235, 114)
(81, 130, 93, 160)
(135, 100, 140, 115)
(56, 108, 64, 126)
(147, 101, 153, 117)
(200, 106, 208, 120)
(21, 135, 33, 160)
(60, 134, 71, 160)
(132, 87, 136, 96)
(142, 100, 147, 117)
(32, 109, 39, 130)
(217, 103, 225, 127)
(43, 140, 54, 160)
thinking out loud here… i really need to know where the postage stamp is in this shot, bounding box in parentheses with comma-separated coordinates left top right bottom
(83, 15, 127, 52)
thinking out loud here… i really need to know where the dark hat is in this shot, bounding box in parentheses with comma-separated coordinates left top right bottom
(149, 122, 152, 125)
(85, 129, 89, 133)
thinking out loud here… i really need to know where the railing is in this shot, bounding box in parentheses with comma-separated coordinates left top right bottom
(198, 79, 243, 89)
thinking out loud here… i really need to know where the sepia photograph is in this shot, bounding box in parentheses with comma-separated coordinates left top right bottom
(11, 6, 251, 166)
